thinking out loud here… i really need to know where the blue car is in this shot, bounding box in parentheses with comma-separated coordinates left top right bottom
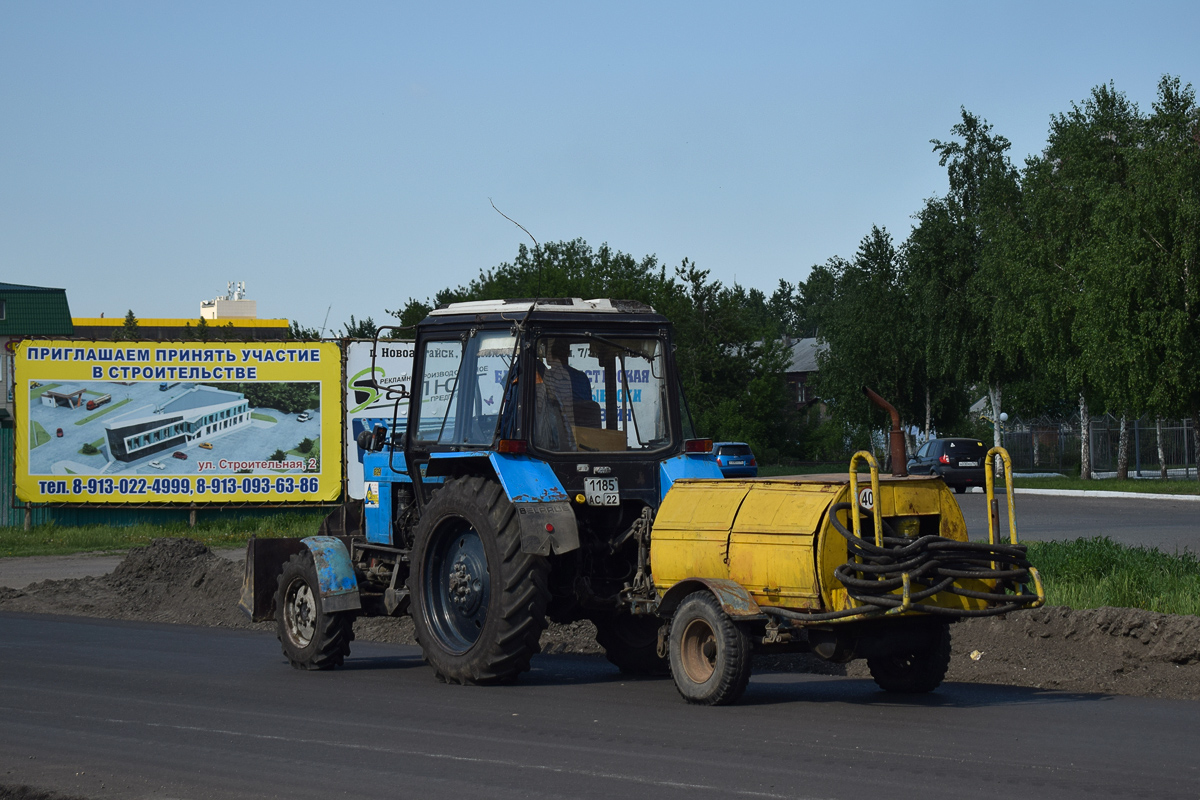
(714, 442, 758, 478)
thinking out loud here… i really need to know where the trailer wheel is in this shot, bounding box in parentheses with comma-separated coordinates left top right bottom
(275, 551, 354, 670)
(408, 476, 550, 685)
(668, 592, 752, 705)
(867, 621, 952, 693)
(594, 613, 669, 676)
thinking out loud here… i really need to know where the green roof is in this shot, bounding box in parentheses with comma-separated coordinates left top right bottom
(0, 282, 74, 336)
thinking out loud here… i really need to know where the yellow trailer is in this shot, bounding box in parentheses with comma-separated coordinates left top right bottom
(647, 448, 1044, 704)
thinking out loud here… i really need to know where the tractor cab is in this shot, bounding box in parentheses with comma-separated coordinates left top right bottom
(401, 298, 713, 518)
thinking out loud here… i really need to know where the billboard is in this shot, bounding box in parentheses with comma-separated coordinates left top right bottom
(14, 341, 342, 504)
(343, 340, 413, 499)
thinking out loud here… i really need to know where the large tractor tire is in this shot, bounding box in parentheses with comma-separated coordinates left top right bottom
(668, 591, 753, 705)
(275, 551, 355, 670)
(408, 476, 551, 685)
(867, 621, 952, 693)
(593, 613, 670, 676)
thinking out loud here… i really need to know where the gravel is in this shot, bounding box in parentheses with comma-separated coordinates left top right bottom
(2, 538, 1197, 700)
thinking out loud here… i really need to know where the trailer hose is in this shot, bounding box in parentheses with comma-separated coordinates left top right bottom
(821, 502, 1041, 618)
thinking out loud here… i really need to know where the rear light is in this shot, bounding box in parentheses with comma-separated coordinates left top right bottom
(497, 439, 527, 454)
(939, 454, 950, 464)
(684, 438, 713, 454)
(749, 458, 757, 467)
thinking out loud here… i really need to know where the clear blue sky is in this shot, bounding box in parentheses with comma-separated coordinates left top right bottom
(3, 1, 1197, 332)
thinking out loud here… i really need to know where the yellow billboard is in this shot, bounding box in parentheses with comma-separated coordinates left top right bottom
(14, 341, 342, 504)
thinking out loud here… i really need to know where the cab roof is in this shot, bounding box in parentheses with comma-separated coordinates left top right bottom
(428, 298, 656, 316)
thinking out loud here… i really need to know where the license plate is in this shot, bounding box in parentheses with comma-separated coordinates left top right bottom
(729, 460, 745, 466)
(584, 477, 620, 506)
(959, 461, 978, 467)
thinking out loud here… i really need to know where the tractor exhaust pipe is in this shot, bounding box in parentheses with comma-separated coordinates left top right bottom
(862, 387, 908, 477)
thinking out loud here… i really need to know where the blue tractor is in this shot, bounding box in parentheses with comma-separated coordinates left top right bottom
(240, 298, 723, 684)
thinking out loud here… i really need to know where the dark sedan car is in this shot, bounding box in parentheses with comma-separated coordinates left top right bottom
(907, 438, 987, 493)
(714, 442, 758, 478)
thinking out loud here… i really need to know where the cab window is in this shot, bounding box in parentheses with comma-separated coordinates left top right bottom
(532, 336, 670, 453)
(415, 331, 517, 446)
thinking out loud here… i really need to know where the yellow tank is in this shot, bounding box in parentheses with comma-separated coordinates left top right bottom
(650, 472, 993, 617)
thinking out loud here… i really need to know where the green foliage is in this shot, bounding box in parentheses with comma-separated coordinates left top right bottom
(0, 513, 326, 558)
(390, 239, 801, 458)
(340, 315, 377, 339)
(1027, 537, 1200, 616)
(270, 449, 286, 461)
(298, 437, 314, 454)
(288, 320, 322, 340)
(370, 75, 1200, 460)
(79, 442, 98, 455)
(813, 228, 921, 431)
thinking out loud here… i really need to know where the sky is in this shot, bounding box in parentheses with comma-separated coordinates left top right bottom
(3, 1, 1198, 333)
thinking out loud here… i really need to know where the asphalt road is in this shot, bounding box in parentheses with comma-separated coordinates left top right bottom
(957, 492, 1200, 553)
(1, 613, 1197, 800)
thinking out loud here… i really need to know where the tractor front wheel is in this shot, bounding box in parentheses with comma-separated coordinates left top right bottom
(867, 621, 952, 693)
(408, 476, 550, 685)
(275, 551, 354, 670)
(668, 591, 752, 705)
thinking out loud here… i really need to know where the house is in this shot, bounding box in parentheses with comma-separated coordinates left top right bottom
(785, 337, 827, 408)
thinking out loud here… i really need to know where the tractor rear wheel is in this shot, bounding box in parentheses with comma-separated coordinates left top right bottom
(593, 613, 669, 676)
(275, 551, 354, 670)
(668, 591, 752, 705)
(408, 476, 550, 685)
(867, 621, 952, 693)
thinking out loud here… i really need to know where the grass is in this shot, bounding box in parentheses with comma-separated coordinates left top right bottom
(252, 412, 277, 423)
(30, 421, 51, 448)
(1013, 475, 1200, 495)
(0, 511, 327, 557)
(75, 397, 132, 425)
(1026, 537, 1200, 617)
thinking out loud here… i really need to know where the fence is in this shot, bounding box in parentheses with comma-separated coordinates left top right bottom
(999, 414, 1196, 476)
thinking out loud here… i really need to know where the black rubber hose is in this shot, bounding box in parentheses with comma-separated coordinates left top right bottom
(816, 502, 1039, 620)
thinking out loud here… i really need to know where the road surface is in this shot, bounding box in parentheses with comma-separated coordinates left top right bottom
(957, 492, 1200, 553)
(1, 613, 1197, 800)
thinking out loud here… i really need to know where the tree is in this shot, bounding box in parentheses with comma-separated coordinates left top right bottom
(298, 437, 315, 454)
(930, 109, 1026, 457)
(390, 239, 801, 459)
(813, 228, 923, 458)
(341, 315, 378, 339)
(904, 197, 974, 438)
(288, 320, 322, 340)
(1022, 83, 1145, 477)
(1125, 76, 1200, 479)
(270, 449, 286, 462)
(116, 310, 139, 341)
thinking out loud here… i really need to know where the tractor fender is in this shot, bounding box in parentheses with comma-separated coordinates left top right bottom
(300, 536, 362, 614)
(657, 578, 765, 621)
(425, 451, 580, 556)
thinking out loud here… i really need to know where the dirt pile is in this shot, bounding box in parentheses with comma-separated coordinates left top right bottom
(1, 539, 1197, 699)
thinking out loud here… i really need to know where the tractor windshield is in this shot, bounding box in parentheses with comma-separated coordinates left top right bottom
(532, 335, 670, 453)
(415, 330, 517, 446)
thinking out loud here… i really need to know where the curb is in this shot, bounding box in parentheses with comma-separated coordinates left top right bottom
(1012, 488, 1200, 502)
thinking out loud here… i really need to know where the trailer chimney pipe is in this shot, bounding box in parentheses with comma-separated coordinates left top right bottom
(863, 387, 908, 477)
